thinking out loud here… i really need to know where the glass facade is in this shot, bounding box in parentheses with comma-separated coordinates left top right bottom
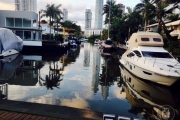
(15, 18, 22, 27)
(23, 18, 31, 27)
(6, 18, 14, 27)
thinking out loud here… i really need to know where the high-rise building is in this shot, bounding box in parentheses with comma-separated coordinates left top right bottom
(85, 9, 92, 30)
(63, 9, 68, 22)
(94, 0, 103, 30)
(15, 0, 37, 13)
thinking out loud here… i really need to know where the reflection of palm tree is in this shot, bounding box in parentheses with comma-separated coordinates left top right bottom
(39, 61, 63, 90)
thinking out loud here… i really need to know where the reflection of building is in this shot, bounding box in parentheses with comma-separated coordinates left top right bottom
(101, 86, 109, 100)
(85, 9, 92, 30)
(15, 0, 37, 13)
(8, 55, 43, 86)
(94, 0, 103, 30)
(91, 47, 101, 93)
(63, 9, 68, 22)
(83, 43, 91, 67)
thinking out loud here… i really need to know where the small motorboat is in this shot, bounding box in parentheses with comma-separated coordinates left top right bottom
(102, 38, 113, 50)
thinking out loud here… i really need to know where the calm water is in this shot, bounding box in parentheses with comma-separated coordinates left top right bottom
(1, 43, 180, 119)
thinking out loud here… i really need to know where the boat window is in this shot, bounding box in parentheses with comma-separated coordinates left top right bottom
(133, 50, 142, 57)
(141, 38, 149, 41)
(153, 38, 161, 42)
(141, 51, 173, 58)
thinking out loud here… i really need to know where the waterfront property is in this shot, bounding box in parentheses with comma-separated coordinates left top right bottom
(0, 10, 42, 41)
(146, 20, 180, 39)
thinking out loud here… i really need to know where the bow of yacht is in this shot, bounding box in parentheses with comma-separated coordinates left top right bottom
(120, 32, 180, 86)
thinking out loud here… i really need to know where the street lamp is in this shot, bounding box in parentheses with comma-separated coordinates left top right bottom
(38, 11, 42, 29)
(108, 1, 111, 39)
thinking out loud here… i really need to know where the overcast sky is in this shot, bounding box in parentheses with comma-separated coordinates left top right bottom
(0, 0, 141, 30)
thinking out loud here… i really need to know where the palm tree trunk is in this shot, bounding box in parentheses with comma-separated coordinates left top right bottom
(50, 17, 52, 40)
(144, 20, 147, 31)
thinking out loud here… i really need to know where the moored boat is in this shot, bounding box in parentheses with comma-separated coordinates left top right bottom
(119, 32, 180, 86)
(0, 28, 23, 58)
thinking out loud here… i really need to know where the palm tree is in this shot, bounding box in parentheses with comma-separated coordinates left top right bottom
(134, 0, 156, 31)
(41, 4, 63, 40)
(102, 1, 116, 25)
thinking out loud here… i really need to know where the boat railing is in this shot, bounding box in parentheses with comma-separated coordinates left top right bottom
(142, 57, 180, 72)
(0, 83, 8, 100)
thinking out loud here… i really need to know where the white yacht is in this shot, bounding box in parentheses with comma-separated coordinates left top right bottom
(120, 32, 180, 86)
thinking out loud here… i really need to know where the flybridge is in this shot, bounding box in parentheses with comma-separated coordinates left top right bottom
(127, 32, 164, 48)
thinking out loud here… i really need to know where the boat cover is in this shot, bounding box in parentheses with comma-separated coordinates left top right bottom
(0, 28, 23, 53)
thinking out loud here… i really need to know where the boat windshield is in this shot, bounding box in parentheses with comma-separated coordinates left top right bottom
(141, 51, 173, 58)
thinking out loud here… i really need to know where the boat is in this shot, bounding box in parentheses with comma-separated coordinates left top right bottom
(102, 38, 113, 50)
(94, 39, 100, 45)
(119, 65, 177, 120)
(0, 28, 23, 58)
(119, 32, 180, 86)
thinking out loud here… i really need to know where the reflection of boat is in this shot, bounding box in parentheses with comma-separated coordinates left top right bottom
(120, 32, 180, 86)
(119, 65, 178, 119)
(0, 54, 23, 81)
(0, 28, 23, 57)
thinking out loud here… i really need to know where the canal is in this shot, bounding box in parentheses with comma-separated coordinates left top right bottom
(1, 43, 180, 119)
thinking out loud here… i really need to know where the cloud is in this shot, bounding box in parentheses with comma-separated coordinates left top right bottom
(61, 98, 89, 109)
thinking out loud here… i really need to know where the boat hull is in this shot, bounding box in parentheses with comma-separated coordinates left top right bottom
(120, 58, 179, 86)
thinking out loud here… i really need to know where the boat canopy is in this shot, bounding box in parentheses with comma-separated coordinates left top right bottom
(128, 32, 164, 48)
(0, 28, 23, 53)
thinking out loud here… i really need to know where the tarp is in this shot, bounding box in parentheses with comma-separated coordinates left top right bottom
(0, 28, 23, 53)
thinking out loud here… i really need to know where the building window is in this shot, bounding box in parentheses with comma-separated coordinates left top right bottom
(33, 19, 37, 27)
(24, 31, 31, 40)
(16, 31, 23, 39)
(15, 18, 22, 27)
(6, 18, 14, 27)
(23, 18, 31, 27)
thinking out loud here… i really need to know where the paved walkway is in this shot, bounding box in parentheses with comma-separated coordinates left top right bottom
(0, 110, 63, 120)
(0, 100, 102, 120)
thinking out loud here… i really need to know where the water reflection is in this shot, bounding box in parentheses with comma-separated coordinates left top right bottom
(91, 47, 101, 93)
(99, 49, 120, 99)
(8, 55, 43, 86)
(0, 53, 23, 81)
(39, 61, 63, 90)
(1, 43, 180, 119)
(119, 64, 180, 119)
(83, 43, 90, 67)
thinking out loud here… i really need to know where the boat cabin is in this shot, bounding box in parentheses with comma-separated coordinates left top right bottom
(127, 32, 164, 48)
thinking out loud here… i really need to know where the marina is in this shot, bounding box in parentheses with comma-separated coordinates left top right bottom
(0, 43, 180, 119)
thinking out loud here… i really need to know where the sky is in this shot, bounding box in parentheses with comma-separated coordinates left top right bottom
(0, 0, 141, 30)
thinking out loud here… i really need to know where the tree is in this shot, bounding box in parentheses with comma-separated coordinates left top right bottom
(61, 20, 81, 38)
(41, 4, 63, 40)
(134, 0, 156, 31)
